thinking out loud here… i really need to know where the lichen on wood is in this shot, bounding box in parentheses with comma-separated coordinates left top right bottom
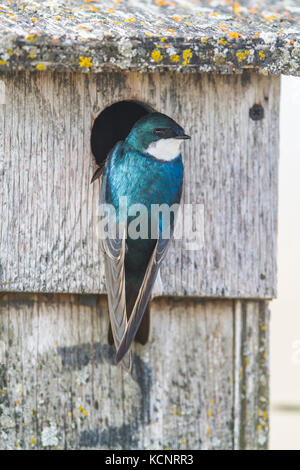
(0, 0, 299, 75)
(0, 293, 269, 450)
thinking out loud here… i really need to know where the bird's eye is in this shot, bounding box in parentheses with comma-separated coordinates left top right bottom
(154, 128, 167, 137)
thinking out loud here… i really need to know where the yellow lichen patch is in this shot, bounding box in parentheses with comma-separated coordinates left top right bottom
(55, 16, 61, 20)
(236, 50, 250, 62)
(31, 17, 38, 23)
(173, 407, 178, 416)
(4, 281, 8, 286)
(261, 324, 267, 331)
(106, 8, 115, 13)
(86, 5, 99, 12)
(78, 405, 88, 416)
(227, 31, 241, 39)
(182, 48, 192, 66)
(207, 427, 211, 436)
(152, 49, 163, 62)
(36, 64, 47, 70)
(68, 412, 72, 417)
(25, 34, 36, 42)
(145, 32, 153, 36)
(182, 440, 187, 445)
(257, 424, 263, 431)
(0, 60, 7, 65)
(160, 37, 167, 42)
(219, 38, 227, 45)
(170, 54, 180, 62)
(79, 56, 93, 68)
(7, 49, 13, 56)
(208, 408, 212, 418)
(28, 53, 36, 59)
(244, 357, 249, 366)
(259, 50, 266, 59)
(233, 2, 241, 15)
(201, 37, 208, 43)
(1, 389, 6, 395)
(257, 408, 261, 415)
(171, 16, 183, 22)
(155, 0, 175, 5)
(31, 437, 36, 445)
(263, 411, 268, 420)
(210, 12, 218, 17)
(124, 17, 136, 23)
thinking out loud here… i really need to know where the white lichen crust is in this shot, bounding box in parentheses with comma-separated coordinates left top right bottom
(0, 0, 299, 76)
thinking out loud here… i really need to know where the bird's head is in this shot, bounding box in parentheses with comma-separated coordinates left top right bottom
(125, 112, 190, 161)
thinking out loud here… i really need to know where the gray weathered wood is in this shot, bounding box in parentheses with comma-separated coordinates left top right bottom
(0, 71, 279, 298)
(0, 0, 299, 76)
(0, 293, 269, 450)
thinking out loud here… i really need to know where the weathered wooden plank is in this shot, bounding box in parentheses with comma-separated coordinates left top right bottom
(0, 293, 269, 450)
(0, 1, 299, 76)
(0, 71, 279, 297)
(233, 300, 269, 450)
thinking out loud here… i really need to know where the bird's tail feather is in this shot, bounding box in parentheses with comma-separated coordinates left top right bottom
(108, 303, 150, 346)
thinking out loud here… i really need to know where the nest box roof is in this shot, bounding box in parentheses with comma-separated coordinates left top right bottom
(0, 0, 299, 75)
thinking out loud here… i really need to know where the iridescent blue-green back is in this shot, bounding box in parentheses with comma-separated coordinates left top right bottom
(101, 140, 183, 325)
(105, 142, 183, 214)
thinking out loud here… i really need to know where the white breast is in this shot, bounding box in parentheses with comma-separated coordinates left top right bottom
(146, 138, 183, 161)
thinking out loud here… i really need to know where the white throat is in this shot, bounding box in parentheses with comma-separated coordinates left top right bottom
(146, 138, 183, 161)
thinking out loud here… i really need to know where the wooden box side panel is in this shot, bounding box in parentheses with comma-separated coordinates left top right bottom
(0, 71, 279, 297)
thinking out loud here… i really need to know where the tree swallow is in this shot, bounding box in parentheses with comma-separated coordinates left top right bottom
(92, 112, 190, 371)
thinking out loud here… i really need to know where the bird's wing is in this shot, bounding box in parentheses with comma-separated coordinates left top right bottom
(103, 230, 131, 371)
(116, 236, 169, 364)
(97, 142, 131, 371)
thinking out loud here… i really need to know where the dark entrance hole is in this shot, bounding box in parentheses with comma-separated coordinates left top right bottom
(91, 100, 154, 167)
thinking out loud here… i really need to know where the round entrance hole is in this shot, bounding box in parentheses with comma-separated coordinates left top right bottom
(91, 100, 154, 167)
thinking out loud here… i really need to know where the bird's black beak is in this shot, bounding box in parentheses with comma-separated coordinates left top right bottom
(175, 134, 191, 140)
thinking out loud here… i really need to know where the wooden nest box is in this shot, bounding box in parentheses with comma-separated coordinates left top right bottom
(0, 0, 299, 450)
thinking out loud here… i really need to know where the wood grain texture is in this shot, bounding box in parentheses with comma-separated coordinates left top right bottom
(0, 1, 299, 76)
(0, 71, 279, 298)
(0, 293, 269, 450)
